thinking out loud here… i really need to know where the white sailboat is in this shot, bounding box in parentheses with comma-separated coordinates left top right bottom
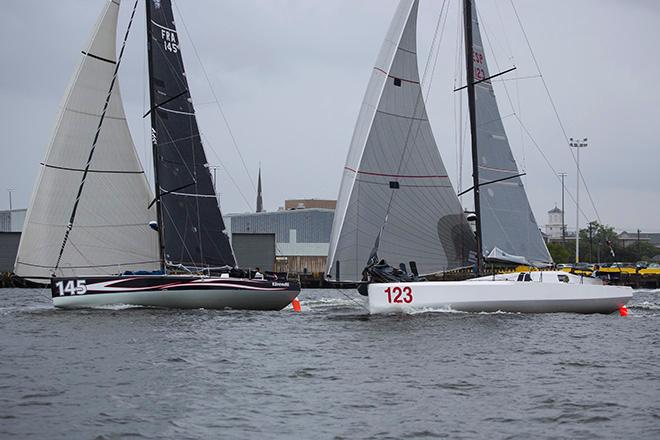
(326, 0, 632, 314)
(14, 0, 299, 310)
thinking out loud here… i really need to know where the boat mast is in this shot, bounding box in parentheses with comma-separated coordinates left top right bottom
(145, 0, 166, 272)
(463, 0, 484, 274)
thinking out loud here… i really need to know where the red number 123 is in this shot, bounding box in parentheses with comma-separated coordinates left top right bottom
(385, 286, 413, 304)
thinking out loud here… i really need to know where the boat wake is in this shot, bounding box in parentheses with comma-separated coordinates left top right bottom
(299, 297, 364, 310)
(629, 301, 660, 311)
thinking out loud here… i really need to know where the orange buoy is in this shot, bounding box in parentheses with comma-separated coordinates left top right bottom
(292, 298, 302, 312)
(619, 305, 628, 317)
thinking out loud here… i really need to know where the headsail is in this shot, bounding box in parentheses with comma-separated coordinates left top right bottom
(327, 0, 475, 281)
(15, 0, 159, 279)
(468, 3, 552, 265)
(146, 0, 235, 269)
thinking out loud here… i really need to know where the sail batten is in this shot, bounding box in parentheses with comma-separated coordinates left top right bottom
(327, 0, 476, 281)
(15, 0, 159, 280)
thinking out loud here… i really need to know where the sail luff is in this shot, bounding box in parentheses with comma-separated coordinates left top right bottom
(15, 0, 160, 279)
(468, 1, 552, 265)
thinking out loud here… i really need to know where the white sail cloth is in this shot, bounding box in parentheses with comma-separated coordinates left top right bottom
(15, 0, 159, 279)
(327, 0, 475, 281)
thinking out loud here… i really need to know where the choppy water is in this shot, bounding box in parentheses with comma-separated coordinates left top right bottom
(1, 288, 658, 439)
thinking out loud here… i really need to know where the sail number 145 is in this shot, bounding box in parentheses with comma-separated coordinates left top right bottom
(55, 280, 87, 296)
(385, 286, 413, 304)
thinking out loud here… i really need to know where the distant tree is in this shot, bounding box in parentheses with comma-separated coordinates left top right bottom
(548, 242, 571, 263)
(577, 221, 659, 263)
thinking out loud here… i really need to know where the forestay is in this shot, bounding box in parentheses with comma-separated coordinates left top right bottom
(469, 3, 551, 265)
(15, 0, 159, 279)
(146, 0, 235, 269)
(327, 0, 475, 281)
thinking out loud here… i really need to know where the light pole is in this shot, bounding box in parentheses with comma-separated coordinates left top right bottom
(7, 188, 15, 211)
(204, 165, 221, 194)
(569, 137, 588, 263)
(558, 172, 567, 244)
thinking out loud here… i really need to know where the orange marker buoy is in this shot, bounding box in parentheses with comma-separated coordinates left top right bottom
(619, 305, 628, 317)
(292, 298, 302, 312)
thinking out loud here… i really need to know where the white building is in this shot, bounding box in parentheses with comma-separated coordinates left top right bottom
(545, 206, 564, 240)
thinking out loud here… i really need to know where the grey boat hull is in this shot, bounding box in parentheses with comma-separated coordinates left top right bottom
(51, 275, 300, 311)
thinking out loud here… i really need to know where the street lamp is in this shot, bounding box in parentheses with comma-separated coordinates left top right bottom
(204, 164, 221, 195)
(7, 188, 15, 211)
(558, 172, 567, 244)
(569, 137, 588, 263)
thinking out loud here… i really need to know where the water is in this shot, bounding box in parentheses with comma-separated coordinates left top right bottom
(1, 288, 658, 439)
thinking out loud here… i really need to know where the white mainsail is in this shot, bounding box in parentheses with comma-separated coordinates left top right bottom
(15, 0, 159, 279)
(469, 3, 552, 265)
(327, 0, 475, 281)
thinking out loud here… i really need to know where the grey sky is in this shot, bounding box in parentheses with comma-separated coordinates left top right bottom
(0, 0, 658, 232)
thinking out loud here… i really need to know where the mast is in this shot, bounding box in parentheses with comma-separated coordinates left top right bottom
(464, 0, 484, 274)
(145, 0, 166, 272)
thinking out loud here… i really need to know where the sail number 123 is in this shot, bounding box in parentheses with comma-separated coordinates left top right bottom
(385, 286, 413, 304)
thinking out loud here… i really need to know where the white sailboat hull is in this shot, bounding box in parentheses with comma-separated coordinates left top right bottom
(368, 276, 633, 315)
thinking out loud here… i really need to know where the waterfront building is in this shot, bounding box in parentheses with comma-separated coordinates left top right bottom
(0, 209, 26, 272)
(0, 209, 27, 233)
(617, 231, 660, 252)
(225, 200, 335, 274)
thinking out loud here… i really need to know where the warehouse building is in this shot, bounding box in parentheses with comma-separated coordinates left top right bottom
(226, 200, 335, 275)
(0, 209, 26, 272)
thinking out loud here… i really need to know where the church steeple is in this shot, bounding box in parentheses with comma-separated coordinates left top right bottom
(256, 166, 263, 213)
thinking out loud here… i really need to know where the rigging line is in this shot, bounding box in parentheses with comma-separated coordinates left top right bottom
(337, 288, 370, 313)
(199, 131, 253, 211)
(160, 202, 199, 268)
(513, 114, 590, 222)
(492, 75, 541, 82)
(454, 1, 465, 196)
(53, 0, 140, 273)
(509, 0, 601, 222)
(475, 9, 517, 119)
(172, 0, 257, 193)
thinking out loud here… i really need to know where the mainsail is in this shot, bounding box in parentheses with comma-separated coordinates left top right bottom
(15, 0, 159, 279)
(469, 3, 552, 265)
(327, 0, 476, 281)
(146, 0, 235, 269)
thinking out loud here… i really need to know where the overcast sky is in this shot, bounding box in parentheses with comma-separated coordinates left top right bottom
(0, 0, 658, 232)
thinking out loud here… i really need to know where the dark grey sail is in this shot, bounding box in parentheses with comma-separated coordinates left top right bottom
(469, 2, 551, 266)
(146, 0, 235, 269)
